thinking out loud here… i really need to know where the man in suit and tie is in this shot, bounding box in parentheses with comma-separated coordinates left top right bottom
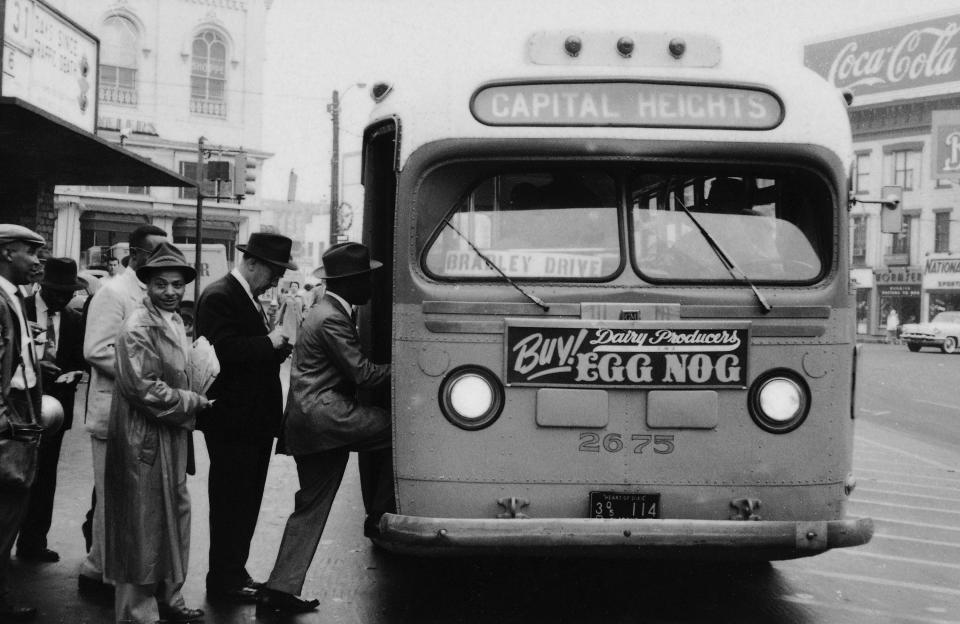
(258, 242, 392, 614)
(16, 258, 86, 563)
(80, 225, 168, 600)
(195, 232, 294, 602)
(0, 224, 45, 621)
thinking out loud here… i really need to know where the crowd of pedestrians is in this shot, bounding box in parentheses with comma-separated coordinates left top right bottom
(0, 223, 392, 623)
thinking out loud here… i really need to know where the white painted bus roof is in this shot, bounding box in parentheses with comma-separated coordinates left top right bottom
(368, 32, 852, 169)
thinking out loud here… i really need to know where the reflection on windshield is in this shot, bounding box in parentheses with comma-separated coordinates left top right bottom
(631, 174, 827, 282)
(425, 172, 620, 280)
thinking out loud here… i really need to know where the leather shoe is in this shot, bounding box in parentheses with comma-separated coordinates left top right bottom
(78, 575, 114, 603)
(244, 577, 265, 590)
(257, 588, 319, 614)
(16, 547, 60, 562)
(158, 603, 204, 623)
(0, 603, 37, 621)
(205, 585, 259, 604)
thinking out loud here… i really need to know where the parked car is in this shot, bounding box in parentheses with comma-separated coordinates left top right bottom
(899, 311, 960, 353)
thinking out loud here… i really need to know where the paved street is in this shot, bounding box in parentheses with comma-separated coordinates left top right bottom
(9, 344, 960, 623)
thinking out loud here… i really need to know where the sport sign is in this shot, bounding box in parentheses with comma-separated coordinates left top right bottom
(505, 320, 749, 388)
(471, 81, 782, 129)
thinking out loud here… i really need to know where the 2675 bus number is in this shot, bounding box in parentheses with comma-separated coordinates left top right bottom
(578, 432, 675, 455)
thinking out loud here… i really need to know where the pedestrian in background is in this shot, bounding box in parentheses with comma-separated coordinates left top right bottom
(0, 224, 46, 622)
(104, 242, 210, 624)
(16, 258, 86, 563)
(80, 225, 168, 600)
(885, 307, 899, 344)
(195, 232, 295, 603)
(259, 242, 392, 614)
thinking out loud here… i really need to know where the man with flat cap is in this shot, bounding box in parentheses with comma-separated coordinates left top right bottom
(195, 232, 295, 602)
(258, 241, 392, 614)
(16, 258, 86, 563)
(0, 224, 45, 621)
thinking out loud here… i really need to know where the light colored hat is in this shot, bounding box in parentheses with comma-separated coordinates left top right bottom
(0, 224, 45, 247)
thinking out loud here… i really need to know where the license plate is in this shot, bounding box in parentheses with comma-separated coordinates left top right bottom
(589, 491, 660, 519)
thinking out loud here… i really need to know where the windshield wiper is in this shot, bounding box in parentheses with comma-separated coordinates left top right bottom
(673, 193, 772, 314)
(441, 217, 550, 312)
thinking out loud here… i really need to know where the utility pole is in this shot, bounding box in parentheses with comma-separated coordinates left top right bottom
(328, 89, 340, 246)
(194, 136, 206, 305)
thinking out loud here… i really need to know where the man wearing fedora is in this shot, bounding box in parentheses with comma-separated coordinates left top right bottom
(195, 232, 295, 602)
(0, 224, 46, 621)
(81, 224, 168, 600)
(259, 242, 392, 614)
(16, 258, 87, 563)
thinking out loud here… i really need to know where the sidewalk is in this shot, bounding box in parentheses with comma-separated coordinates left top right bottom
(12, 364, 377, 623)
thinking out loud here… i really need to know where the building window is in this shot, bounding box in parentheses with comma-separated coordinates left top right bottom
(891, 215, 911, 255)
(84, 185, 150, 195)
(179, 162, 199, 200)
(936, 211, 951, 253)
(885, 149, 920, 191)
(100, 16, 139, 106)
(854, 153, 870, 195)
(190, 30, 227, 117)
(852, 215, 867, 265)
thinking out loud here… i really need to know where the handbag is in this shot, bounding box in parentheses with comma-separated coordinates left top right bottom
(0, 422, 41, 491)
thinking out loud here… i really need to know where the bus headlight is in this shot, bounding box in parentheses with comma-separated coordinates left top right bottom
(748, 369, 810, 433)
(439, 365, 505, 430)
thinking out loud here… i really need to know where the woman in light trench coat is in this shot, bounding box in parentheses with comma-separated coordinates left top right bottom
(103, 243, 211, 624)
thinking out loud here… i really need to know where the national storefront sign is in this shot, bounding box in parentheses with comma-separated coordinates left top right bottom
(804, 13, 960, 99)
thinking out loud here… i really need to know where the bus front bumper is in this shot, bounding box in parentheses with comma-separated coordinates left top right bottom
(376, 514, 874, 560)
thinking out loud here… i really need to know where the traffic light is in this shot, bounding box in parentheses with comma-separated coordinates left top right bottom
(233, 152, 257, 199)
(880, 185, 903, 233)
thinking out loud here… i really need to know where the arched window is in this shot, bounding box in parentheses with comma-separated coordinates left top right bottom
(100, 15, 138, 106)
(190, 29, 227, 117)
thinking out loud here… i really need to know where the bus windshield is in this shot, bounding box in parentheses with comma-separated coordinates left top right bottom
(424, 171, 620, 281)
(631, 172, 829, 283)
(423, 168, 832, 284)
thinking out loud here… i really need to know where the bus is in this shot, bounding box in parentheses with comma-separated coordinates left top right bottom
(358, 30, 873, 559)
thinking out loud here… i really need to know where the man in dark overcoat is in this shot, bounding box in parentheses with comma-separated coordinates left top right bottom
(16, 258, 86, 562)
(195, 232, 295, 602)
(0, 224, 45, 622)
(258, 242, 392, 615)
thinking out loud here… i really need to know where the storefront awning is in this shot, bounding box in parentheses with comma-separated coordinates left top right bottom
(0, 97, 195, 187)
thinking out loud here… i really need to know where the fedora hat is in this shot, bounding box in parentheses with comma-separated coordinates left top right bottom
(237, 232, 298, 271)
(40, 258, 85, 292)
(136, 242, 197, 284)
(315, 242, 382, 279)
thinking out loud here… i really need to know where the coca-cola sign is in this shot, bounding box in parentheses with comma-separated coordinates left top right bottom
(504, 320, 749, 389)
(804, 14, 960, 97)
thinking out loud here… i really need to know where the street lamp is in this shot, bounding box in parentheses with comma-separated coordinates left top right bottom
(328, 82, 367, 246)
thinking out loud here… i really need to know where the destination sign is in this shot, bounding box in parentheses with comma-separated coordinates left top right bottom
(505, 321, 750, 388)
(472, 82, 782, 129)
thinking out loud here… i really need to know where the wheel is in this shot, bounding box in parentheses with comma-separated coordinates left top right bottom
(942, 336, 957, 354)
(907, 342, 921, 352)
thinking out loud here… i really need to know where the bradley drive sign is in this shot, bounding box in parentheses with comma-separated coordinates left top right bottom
(803, 14, 960, 99)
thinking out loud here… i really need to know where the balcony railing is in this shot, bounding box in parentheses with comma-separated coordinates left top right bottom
(99, 85, 138, 106)
(191, 97, 226, 117)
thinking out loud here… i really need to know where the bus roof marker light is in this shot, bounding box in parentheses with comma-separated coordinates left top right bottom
(564, 35, 582, 58)
(669, 38, 686, 59)
(616, 36, 634, 58)
(370, 82, 393, 103)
